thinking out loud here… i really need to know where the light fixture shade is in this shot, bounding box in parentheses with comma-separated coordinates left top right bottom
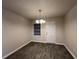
(35, 19, 46, 24)
(35, 20, 40, 24)
(40, 19, 46, 24)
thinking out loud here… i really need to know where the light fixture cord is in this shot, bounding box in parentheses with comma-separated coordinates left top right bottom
(39, 9, 42, 19)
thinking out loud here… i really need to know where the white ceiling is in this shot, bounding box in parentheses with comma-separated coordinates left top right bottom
(3, 0, 76, 19)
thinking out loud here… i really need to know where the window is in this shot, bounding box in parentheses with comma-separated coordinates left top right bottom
(34, 24, 41, 35)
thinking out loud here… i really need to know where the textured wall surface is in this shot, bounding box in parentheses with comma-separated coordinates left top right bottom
(64, 5, 77, 57)
(2, 9, 32, 57)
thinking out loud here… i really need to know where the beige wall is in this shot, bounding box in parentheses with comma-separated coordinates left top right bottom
(2, 9, 32, 57)
(64, 5, 77, 57)
(32, 17, 64, 44)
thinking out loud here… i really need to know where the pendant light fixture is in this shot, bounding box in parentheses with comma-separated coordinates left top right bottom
(35, 9, 46, 24)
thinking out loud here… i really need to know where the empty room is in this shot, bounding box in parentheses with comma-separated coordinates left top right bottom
(2, 0, 77, 59)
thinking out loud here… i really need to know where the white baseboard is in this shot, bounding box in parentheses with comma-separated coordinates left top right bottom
(31, 40, 54, 43)
(31, 40, 48, 43)
(54, 42, 64, 45)
(2, 40, 32, 59)
(64, 45, 77, 59)
(32, 40, 64, 45)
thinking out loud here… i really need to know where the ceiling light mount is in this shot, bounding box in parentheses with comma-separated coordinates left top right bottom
(39, 9, 42, 13)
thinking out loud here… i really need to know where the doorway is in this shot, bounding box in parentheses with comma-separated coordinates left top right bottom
(44, 21, 56, 43)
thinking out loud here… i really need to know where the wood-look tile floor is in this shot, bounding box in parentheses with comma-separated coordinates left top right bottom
(5, 42, 74, 59)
